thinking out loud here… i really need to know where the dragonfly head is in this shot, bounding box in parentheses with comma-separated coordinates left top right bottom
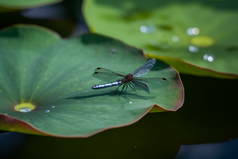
(92, 85, 98, 89)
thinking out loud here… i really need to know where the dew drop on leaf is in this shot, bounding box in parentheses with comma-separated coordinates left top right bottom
(203, 54, 215, 62)
(188, 45, 199, 53)
(20, 108, 32, 113)
(140, 25, 155, 33)
(110, 49, 117, 53)
(172, 35, 179, 42)
(187, 27, 199, 36)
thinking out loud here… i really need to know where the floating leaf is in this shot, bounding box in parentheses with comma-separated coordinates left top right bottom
(83, 0, 238, 79)
(0, 0, 61, 9)
(0, 25, 183, 137)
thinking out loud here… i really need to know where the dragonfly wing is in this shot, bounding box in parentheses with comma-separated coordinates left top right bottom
(132, 58, 156, 77)
(134, 77, 169, 86)
(92, 67, 126, 82)
(131, 80, 150, 93)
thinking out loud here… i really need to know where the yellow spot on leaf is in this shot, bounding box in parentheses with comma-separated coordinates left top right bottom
(14, 103, 36, 112)
(190, 36, 214, 47)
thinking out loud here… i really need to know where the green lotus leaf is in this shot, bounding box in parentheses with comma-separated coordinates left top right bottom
(0, 24, 184, 137)
(83, 0, 238, 79)
(0, 0, 61, 9)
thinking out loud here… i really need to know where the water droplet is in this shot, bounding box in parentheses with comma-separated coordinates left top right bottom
(4, 113, 7, 115)
(172, 36, 179, 42)
(140, 25, 155, 33)
(45, 110, 50, 113)
(129, 101, 132, 104)
(20, 108, 32, 113)
(188, 45, 199, 53)
(135, 146, 137, 148)
(230, 138, 232, 140)
(110, 49, 117, 53)
(187, 27, 199, 36)
(52, 106, 55, 108)
(203, 54, 215, 62)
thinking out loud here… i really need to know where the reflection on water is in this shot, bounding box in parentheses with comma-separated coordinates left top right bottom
(0, 132, 27, 158)
(175, 138, 238, 159)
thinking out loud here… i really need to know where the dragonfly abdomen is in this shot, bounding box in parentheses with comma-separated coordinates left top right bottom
(92, 81, 122, 89)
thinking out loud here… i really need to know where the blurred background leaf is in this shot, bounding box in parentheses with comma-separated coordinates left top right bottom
(0, 0, 62, 9)
(83, 0, 238, 78)
(0, 0, 88, 37)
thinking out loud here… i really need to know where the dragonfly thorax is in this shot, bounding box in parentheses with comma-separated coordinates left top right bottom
(121, 74, 133, 82)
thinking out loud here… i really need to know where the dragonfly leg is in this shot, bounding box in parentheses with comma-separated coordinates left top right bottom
(119, 83, 127, 97)
(129, 82, 137, 94)
(114, 83, 124, 95)
(124, 83, 130, 98)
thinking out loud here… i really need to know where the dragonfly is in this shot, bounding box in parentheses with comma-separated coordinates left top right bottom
(91, 58, 169, 97)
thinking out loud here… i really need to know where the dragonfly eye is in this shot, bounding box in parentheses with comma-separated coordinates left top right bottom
(95, 72, 99, 74)
(162, 78, 167, 81)
(96, 67, 101, 70)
